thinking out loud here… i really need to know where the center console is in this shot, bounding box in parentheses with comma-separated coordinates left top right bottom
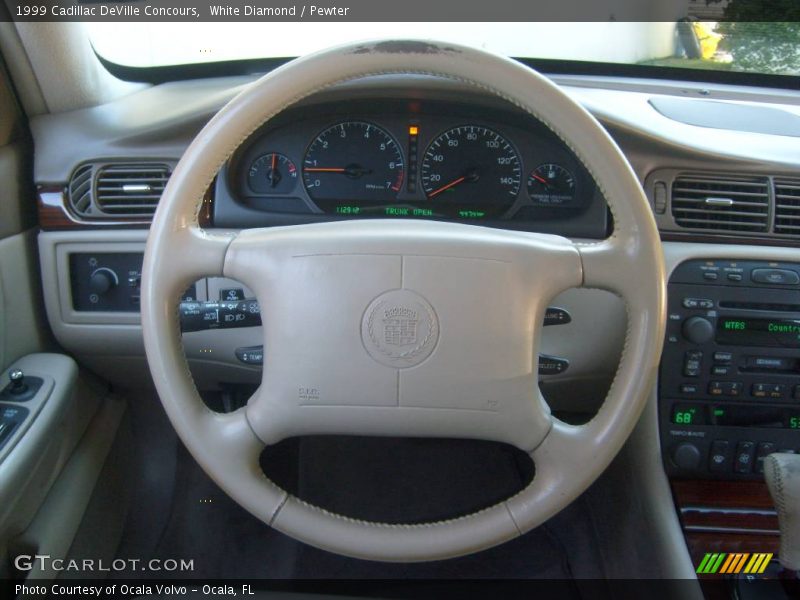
(660, 259, 800, 480)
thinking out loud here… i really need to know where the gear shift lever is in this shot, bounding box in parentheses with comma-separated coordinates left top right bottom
(765, 453, 800, 571)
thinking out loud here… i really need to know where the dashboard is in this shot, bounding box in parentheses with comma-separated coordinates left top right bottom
(214, 96, 608, 238)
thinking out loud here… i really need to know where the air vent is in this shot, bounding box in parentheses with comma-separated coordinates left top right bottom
(671, 174, 769, 233)
(774, 178, 800, 237)
(67, 164, 94, 217)
(95, 164, 171, 216)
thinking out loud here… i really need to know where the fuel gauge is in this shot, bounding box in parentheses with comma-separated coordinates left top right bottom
(248, 153, 298, 194)
(527, 163, 577, 207)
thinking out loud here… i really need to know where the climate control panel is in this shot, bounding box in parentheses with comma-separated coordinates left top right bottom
(660, 259, 800, 480)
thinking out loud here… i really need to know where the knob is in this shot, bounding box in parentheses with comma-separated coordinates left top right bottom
(8, 368, 26, 395)
(672, 442, 702, 470)
(89, 268, 119, 295)
(682, 316, 714, 344)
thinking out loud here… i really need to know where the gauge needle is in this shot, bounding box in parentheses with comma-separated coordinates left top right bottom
(268, 154, 280, 187)
(428, 176, 466, 198)
(531, 174, 548, 185)
(305, 165, 373, 178)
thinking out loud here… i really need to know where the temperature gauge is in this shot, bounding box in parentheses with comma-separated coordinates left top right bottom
(248, 153, 298, 194)
(527, 163, 577, 207)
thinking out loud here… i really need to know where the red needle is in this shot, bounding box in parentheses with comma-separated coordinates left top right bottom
(304, 167, 346, 173)
(428, 176, 466, 198)
(271, 153, 277, 171)
(531, 174, 548, 184)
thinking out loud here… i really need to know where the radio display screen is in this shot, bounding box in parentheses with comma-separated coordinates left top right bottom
(716, 317, 800, 348)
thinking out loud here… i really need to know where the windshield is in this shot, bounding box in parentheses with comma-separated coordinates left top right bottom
(87, 21, 800, 77)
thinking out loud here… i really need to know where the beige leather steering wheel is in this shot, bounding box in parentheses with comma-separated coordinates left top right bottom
(141, 40, 666, 562)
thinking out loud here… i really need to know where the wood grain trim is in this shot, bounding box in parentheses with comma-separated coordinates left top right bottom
(672, 480, 781, 579)
(672, 480, 777, 511)
(37, 187, 151, 230)
(37, 185, 217, 230)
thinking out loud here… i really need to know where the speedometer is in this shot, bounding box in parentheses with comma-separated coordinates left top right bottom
(420, 125, 521, 217)
(302, 121, 404, 211)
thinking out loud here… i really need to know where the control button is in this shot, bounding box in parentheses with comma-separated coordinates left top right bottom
(543, 307, 572, 326)
(768, 384, 786, 399)
(734, 441, 756, 474)
(538, 355, 569, 375)
(727, 273, 743, 282)
(179, 300, 262, 333)
(751, 268, 800, 286)
(682, 298, 699, 309)
(88, 267, 119, 295)
(682, 317, 714, 344)
(220, 288, 245, 301)
(746, 356, 792, 370)
(709, 440, 731, 473)
(727, 382, 743, 396)
(756, 442, 777, 474)
(680, 384, 699, 395)
(235, 345, 264, 365)
(709, 382, 742, 397)
(752, 383, 769, 398)
(127, 274, 141, 288)
(684, 350, 703, 377)
(703, 272, 719, 281)
(699, 299, 715, 309)
(712, 366, 730, 376)
(672, 443, 701, 470)
(713, 351, 733, 364)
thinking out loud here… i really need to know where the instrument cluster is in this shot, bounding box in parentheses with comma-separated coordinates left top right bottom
(217, 98, 606, 235)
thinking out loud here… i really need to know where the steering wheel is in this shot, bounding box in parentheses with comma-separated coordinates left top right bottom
(141, 40, 665, 562)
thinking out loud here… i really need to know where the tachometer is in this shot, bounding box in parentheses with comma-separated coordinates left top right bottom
(302, 121, 404, 209)
(420, 126, 521, 217)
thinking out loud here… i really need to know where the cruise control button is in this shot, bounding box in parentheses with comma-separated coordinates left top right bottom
(543, 307, 571, 326)
(751, 268, 800, 285)
(538, 355, 569, 375)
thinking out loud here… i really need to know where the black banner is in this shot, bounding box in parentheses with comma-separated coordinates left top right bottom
(3, 0, 791, 23)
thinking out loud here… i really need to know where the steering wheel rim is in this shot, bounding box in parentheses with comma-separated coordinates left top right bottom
(141, 39, 666, 562)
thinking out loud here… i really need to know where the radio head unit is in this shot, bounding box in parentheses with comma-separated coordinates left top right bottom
(660, 259, 800, 481)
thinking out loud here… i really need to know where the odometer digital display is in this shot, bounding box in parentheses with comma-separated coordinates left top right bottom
(716, 317, 800, 348)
